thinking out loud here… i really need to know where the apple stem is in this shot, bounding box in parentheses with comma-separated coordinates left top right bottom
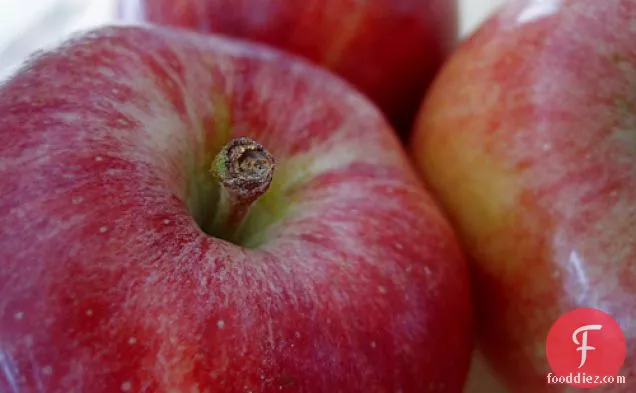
(208, 137, 275, 241)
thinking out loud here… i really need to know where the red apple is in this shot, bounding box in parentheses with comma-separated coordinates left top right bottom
(0, 25, 472, 392)
(411, 0, 636, 391)
(117, 0, 458, 135)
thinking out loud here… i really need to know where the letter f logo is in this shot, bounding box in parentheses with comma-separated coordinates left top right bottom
(546, 308, 626, 388)
(572, 324, 602, 368)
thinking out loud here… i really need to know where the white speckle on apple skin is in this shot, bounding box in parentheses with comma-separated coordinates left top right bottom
(99, 226, 108, 234)
(216, 320, 225, 329)
(97, 67, 116, 79)
(120, 381, 132, 391)
(71, 196, 84, 205)
(42, 366, 53, 375)
(95, 156, 103, 162)
(128, 337, 137, 345)
(163, 219, 171, 225)
(86, 309, 94, 317)
(370, 341, 376, 349)
(377, 286, 387, 294)
(14, 311, 23, 320)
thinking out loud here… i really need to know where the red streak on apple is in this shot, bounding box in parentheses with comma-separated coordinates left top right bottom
(411, 0, 636, 391)
(0, 26, 472, 392)
(119, 0, 458, 134)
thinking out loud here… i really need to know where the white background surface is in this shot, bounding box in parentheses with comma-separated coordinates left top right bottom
(0, 0, 510, 392)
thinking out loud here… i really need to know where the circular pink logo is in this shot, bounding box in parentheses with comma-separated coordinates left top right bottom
(546, 308, 626, 388)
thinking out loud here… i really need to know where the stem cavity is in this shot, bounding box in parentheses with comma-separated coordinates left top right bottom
(208, 137, 275, 241)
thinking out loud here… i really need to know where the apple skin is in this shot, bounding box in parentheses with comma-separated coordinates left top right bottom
(411, 0, 636, 391)
(117, 0, 458, 135)
(0, 26, 472, 392)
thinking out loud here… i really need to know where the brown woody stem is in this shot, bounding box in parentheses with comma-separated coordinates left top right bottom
(208, 137, 275, 241)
